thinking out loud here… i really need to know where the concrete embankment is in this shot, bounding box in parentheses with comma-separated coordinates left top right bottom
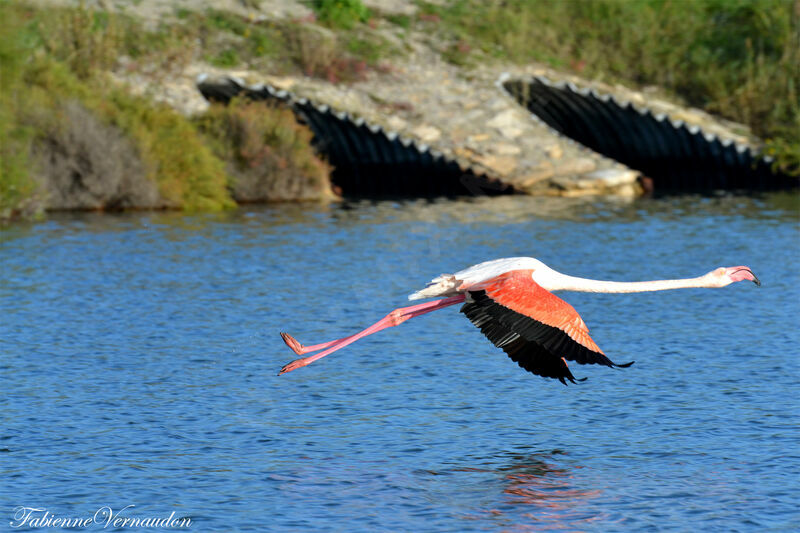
(194, 65, 791, 198)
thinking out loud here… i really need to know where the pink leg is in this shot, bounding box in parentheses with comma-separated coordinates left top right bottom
(281, 296, 464, 356)
(280, 331, 356, 356)
(278, 295, 465, 375)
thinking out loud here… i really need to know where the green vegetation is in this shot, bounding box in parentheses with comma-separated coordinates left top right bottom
(418, 0, 799, 175)
(1, 3, 44, 220)
(0, 3, 234, 220)
(2, 0, 796, 221)
(0, 2, 336, 222)
(196, 98, 333, 202)
(165, 3, 385, 80)
(100, 88, 234, 211)
(175, 8, 392, 81)
(312, 0, 371, 29)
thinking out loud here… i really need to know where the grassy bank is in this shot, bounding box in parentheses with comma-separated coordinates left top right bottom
(415, 0, 799, 176)
(0, 2, 335, 222)
(1, 0, 796, 222)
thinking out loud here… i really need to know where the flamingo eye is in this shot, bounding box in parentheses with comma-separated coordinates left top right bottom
(715, 267, 726, 276)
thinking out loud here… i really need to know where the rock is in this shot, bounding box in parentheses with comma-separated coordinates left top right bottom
(494, 143, 521, 156)
(547, 144, 563, 159)
(467, 134, 490, 143)
(582, 168, 640, 188)
(411, 125, 441, 143)
(474, 154, 517, 176)
(500, 126, 524, 139)
(486, 109, 525, 139)
(516, 163, 555, 187)
(551, 157, 597, 177)
(363, 0, 418, 15)
(263, 76, 296, 91)
(387, 116, 408, 131)
(550, 167, 642, 196)
(486, 109, 519, 129)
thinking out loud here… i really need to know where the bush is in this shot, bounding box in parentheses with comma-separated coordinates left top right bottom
(312, 0, 371, 29)
(0, 4, 41, 221)
(195, 98, 334, 202)
(98, 87, 234, 211)
(29, 99, 158, 210)
(0, 3, 237, 221)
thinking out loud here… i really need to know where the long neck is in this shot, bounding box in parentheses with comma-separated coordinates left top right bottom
(551, 273, 712, 293)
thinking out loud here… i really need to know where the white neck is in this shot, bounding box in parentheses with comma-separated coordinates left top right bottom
(547, 273, 713, 293)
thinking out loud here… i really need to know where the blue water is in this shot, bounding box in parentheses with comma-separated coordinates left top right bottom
(2, 193, 799, 531)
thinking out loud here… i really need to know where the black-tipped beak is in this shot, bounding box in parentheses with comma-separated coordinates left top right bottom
(732, 268, 761, 287)
(747, 269, 761, 287)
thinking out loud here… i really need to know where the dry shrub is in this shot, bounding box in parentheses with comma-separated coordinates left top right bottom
(283, 23, 369, 83)
(31, 100, 161, 210)
(284, 24, 337, 78)
(197, 98, 335, 202)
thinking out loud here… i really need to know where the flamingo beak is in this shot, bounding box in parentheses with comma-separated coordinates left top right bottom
(730, 267, 761, 287)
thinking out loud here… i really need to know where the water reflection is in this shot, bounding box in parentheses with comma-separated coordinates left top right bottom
(2, 191, 796, 245)
(328, 190, 799, 226)
(452, 450, 603, 530)
(330, 195, 638, 225)
(500, 453, 600, 509)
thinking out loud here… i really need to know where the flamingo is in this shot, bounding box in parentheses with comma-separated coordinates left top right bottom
(278, 257, 760, 384)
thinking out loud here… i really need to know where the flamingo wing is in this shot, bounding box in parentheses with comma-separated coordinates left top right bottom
(461, 270, 633, 383)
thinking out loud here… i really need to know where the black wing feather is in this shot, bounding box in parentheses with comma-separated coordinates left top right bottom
(462, 290, 633, 384)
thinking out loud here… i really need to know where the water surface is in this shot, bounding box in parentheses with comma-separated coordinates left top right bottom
(2, 193, 799, 531)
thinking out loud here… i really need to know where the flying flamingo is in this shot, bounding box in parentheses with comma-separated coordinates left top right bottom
(279, 257, 760, 383)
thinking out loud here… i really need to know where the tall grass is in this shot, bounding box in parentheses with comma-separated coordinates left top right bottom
(0, 3, 42, 220)
(422, 0, 799, 175)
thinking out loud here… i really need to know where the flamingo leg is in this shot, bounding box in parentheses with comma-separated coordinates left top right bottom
(278, 295, 465, 375)
(280, 331, 356, 356)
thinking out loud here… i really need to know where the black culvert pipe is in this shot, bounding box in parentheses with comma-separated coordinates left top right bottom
(198, 78, 512, 198)
(503, 77, 796, 192)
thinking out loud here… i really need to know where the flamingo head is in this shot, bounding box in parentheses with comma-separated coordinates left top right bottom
(708, 266, 761, 287)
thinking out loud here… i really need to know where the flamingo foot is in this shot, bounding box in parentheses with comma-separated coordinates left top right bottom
(280, 332, 304, 355)
(278, 357, 309, 375)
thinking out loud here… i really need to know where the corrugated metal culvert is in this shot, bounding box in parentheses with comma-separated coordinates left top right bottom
(503, 77, 795, 192)
(198, 77, 511, 198)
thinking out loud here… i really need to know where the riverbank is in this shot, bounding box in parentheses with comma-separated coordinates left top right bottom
(1, 0, 797, 223)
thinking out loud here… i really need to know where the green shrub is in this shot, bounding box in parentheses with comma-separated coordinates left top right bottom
(210, 48, 241, 67)
(0, 99, 40, 221)
(0, 3, 43, 221)
(91, 86, 234, 211)
(35, 4, 122, 80)
(195, 98, 334, 202)
(0, 2, 235, 221)
(312, 0, 371, 29)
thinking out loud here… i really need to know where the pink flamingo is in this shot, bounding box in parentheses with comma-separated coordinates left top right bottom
(279, 257, 760, 383)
